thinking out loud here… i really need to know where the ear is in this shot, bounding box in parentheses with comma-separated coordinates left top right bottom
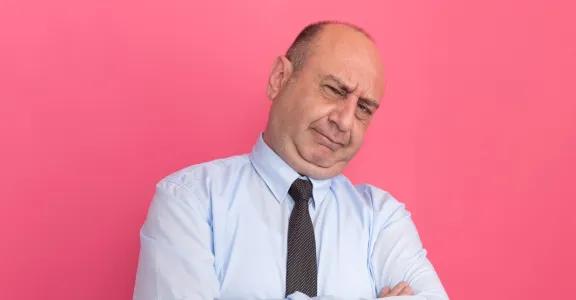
(266, 56, 294, 100)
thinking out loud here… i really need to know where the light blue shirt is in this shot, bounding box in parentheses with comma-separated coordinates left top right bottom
(133, 134, 448, 300)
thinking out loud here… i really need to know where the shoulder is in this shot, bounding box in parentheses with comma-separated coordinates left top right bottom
(156, 154, 250, 192)
(333, 175, 411, 226)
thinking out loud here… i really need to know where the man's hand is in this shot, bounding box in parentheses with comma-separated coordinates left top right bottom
(379, 281, 413, 297)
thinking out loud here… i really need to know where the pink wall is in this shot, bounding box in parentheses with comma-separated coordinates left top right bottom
(1, 1, 575, 299)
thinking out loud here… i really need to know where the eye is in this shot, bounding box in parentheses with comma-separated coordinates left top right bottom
(357, 103, 373, 116)
(324, 85, 345, 97)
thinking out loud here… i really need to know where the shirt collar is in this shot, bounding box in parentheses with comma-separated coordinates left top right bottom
(249, 133, 333, 206)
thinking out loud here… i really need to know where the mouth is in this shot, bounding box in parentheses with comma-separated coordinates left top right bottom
(311, 128, 345, 151)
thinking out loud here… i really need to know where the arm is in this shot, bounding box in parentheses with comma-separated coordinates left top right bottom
(256, 292, 427, 300)
(132, 180, 406, 300)
(368, 188, 449, 300)
(132, 180, 439, 300)
(286, 293, 428, 300)
(133, 179, 220, 300)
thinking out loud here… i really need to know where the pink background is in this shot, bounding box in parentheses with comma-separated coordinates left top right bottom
(1, 1, 575, 299)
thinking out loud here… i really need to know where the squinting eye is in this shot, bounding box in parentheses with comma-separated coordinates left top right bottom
(325, 85, 344, 96)
(358, 103, 373, 115)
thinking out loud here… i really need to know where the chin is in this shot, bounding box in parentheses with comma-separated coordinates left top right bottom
(308, 154, 339, 169)
(300, 163, 346, 180)
(296, 148, 348, 179)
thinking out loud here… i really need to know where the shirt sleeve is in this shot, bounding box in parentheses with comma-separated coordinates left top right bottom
(133, 179, 220, 300)
(284, 292, 428, 299)
(367, 186, 449, 300)
(232, 292, 426, 300)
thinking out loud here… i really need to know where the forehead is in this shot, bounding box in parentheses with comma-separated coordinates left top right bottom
(305, 25, 385, 100)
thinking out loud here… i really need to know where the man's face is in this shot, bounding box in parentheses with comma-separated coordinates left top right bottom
(264, 25, 385, 179)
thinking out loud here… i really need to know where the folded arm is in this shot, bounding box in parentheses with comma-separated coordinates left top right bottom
(367, 188, 449, 300)
(133, 181, 448, 300)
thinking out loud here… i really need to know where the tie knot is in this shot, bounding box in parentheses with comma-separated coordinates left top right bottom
(288, 178, 313, 203)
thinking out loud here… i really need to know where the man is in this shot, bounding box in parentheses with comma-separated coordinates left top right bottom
(133, 21, 449, 299)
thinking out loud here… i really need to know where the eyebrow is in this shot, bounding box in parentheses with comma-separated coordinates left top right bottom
(323, 74, 380, 109)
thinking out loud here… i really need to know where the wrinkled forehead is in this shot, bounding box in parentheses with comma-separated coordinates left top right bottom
(306, 28, 385, 101)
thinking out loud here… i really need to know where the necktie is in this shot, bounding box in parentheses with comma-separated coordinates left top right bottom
(285, 178, 317, 297)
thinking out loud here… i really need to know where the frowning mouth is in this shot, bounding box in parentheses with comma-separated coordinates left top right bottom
(311, 128, 345, 151)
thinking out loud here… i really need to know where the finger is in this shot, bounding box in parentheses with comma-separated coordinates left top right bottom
(399, 285, 413, 295)
(389, 281, 409, 296)
(379, 286, 390, 297)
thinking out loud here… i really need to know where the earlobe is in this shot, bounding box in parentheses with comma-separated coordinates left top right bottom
(267, 56, 293, 100)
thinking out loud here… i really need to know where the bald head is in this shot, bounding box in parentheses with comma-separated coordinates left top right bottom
(264, 20, 385, 179)
(286, 21, 375, 72)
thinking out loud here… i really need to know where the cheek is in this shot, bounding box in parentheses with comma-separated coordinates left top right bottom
(296, 102, 330, 127)
(349, 126, 368, 147)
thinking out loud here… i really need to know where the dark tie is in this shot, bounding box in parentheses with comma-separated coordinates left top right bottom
(285, 178, 317, 297)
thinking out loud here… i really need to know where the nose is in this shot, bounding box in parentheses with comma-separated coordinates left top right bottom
(328, 95, 357, 133)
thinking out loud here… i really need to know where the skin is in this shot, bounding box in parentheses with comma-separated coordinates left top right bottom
(263, 24, 414, 297)
(379, 281, 413, 297)
(264, 24, 385, 179)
